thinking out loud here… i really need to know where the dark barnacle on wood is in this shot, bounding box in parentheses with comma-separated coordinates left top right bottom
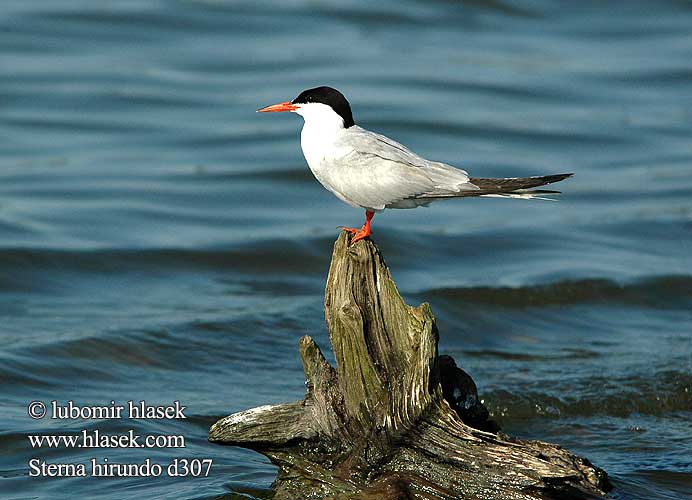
(209, 232, 611, 499)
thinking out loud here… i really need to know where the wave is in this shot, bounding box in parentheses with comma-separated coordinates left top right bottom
(482, 370, 692, 419)
(424, 275, 692, 309)
(0, 241, 331, 286)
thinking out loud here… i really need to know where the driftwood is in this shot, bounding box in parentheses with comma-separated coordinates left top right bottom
(209, 232, 611, 499)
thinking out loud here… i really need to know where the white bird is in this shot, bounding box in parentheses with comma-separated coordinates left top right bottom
(258, 86, 572, 244)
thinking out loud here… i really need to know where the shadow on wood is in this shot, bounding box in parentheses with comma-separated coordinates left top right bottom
(209, 232, 611, 499)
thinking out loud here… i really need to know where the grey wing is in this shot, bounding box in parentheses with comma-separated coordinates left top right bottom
(328, 127, 478, 210)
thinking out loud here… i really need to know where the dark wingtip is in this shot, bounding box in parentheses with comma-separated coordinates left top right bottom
(548, 173, 574, 181)
(463, 172, 575, 197)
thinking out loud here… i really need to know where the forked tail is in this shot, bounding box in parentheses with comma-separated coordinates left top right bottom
(470, 173, 572, 192)
(421, 173, 573, 201)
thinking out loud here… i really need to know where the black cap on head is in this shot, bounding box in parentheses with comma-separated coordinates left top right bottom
(292, 86, 355, 128)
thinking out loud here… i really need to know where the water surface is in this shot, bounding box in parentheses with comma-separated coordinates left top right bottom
(1, 1, 691, 499)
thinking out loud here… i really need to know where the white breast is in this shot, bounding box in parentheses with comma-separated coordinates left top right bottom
(296, 103, 356, 205)
(300, 123, 337, 174)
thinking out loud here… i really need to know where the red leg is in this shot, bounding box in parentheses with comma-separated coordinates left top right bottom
(340, 211, 370, 234)
(350, 211, 374, 244)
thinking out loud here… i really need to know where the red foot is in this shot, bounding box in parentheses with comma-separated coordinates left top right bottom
(350, 225, 371, 244)
(340, 211, 375, 245)
(339, 224, 369, 243)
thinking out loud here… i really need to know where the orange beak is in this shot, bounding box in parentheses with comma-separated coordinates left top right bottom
(256, 101, 299, 113)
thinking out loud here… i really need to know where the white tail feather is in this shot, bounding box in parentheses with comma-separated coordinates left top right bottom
(480, 193, 558, 201)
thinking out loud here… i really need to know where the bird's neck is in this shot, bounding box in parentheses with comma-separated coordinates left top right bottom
(301, 113, 344, 146)
(302, 110, 345, 134)
(300, 118, 345, 171)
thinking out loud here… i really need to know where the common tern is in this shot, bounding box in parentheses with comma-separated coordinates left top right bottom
(258, 86, 572, 244)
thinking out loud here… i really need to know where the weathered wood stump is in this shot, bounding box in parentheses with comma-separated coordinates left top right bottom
(209, 232, 611, 499)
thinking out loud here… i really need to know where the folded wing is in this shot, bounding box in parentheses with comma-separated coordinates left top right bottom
(326, 127, 478, 210)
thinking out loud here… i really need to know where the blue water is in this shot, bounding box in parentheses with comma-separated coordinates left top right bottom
(1, 1, 691, 499)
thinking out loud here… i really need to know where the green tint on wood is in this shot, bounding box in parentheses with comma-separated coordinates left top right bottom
(209, 232, 611, 499)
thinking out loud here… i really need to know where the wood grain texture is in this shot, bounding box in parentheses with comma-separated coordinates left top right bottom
(209, 232, 611, 499)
